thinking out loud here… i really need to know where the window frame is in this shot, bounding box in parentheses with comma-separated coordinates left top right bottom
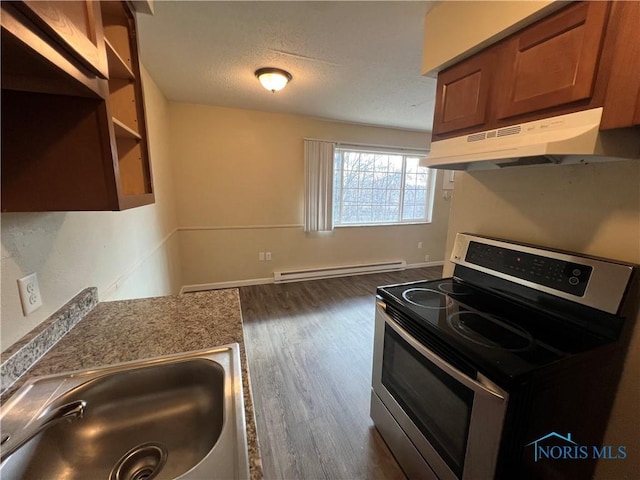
(332, 146, 435, 228)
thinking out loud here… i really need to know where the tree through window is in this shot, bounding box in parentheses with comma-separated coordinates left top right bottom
(333, 147, 434, 226)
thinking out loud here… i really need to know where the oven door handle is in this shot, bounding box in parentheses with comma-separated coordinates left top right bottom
(379, 304, 506, 401)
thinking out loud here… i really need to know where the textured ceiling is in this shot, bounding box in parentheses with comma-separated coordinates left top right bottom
(137, 1, 436, 132)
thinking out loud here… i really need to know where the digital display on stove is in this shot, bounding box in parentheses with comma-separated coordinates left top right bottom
(465, 241, 592, 296)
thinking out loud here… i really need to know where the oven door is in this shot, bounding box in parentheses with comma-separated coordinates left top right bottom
(372, 302, 508, 480)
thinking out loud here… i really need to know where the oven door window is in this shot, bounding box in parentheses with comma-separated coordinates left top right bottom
(382, 324, 474, 478)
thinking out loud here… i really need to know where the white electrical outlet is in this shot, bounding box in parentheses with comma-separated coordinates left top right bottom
(259, 252, 265, 261)
(266, 252, 272, 261)
(424, 254, 430, 262)
(17, 272, 43, 316)
(418, 242, 423, 249)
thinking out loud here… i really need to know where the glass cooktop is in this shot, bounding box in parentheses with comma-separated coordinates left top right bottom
(377, 277, 613, 383)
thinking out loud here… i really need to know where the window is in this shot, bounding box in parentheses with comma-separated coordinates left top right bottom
(333, 147, 435, 226)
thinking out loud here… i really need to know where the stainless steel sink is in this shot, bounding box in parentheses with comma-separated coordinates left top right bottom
(0, 344, 250, 479)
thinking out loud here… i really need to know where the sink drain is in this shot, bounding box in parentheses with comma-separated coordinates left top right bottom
(110, 442, 168, 480)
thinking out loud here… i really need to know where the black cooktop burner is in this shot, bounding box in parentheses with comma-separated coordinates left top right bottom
(377, 277, 614, 382)
(437, 281, 472, 296)
(402, 288, 452, 309)
(447, 311, 534, 352)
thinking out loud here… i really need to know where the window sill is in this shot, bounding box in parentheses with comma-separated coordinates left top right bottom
(334, 221, 430, 229)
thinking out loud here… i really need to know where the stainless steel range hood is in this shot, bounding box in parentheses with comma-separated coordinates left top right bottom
(421, 108, 640, 171)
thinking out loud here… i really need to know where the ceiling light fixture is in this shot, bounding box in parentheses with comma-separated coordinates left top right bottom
(255, 67, 292, 93)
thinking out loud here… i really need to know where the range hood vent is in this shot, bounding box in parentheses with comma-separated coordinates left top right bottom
(422, 108, 640, 171)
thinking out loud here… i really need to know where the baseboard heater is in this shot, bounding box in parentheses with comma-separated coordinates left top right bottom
(274, 260, 406, 284)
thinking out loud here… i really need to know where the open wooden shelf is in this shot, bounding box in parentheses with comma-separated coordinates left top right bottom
(1, 0, 154, 211)
(105, 38, 134, 80)
(112, 116, 141, 140)
(108, 78, 138, 129)
(101, 0, 153, 207)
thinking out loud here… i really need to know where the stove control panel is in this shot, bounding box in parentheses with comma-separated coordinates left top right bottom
(465, 241, 593, 296)
(451, 233, 634, 314)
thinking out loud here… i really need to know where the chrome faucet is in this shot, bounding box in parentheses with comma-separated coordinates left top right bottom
(1, 400, 86, 463)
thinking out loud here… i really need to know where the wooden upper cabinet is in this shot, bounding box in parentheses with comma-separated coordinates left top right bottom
(429, 1, 640, 140)
(598, 0, 640, 129)
(1, 0, 154, 212)
(1, 1, 107, 98)
(495, 1, 609, 120)
(14, 1, 109, 79)
(433, 49, 495, 136)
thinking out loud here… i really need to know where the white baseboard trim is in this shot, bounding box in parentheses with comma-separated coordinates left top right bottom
(406, 261, 445, 269)
(180, 277, 274, 294)
(180, 260, 445, 293)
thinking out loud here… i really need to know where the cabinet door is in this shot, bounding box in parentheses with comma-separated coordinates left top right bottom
(1, 2, 107, 98)
(15, 0, 108, 78)
(598, 0, 640, 129)
(496, 1, 609, 121)
(433, 49, 495, 136)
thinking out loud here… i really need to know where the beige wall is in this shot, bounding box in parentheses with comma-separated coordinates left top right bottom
(443, 160, 640, 479)
(422, 0, 561, 75)
(0, 67, 182, 352)
(170, 103, 451, 287)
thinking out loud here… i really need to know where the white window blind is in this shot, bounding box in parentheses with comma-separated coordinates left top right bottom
(304, 140, 335, 232)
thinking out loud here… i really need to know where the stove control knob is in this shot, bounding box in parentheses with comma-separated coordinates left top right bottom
(569, 276, 580, 286)
(572, 268, 581, 276)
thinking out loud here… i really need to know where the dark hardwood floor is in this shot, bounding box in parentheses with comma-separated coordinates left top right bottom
(240, 267, 443, 480)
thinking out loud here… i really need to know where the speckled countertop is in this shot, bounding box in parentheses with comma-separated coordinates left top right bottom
(1, 289, 263, 480)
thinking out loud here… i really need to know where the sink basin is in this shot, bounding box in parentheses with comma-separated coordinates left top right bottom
(0, 344, 250, 479)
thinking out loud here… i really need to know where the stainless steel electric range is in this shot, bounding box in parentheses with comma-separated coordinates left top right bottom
(371, 233, 638, 480)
